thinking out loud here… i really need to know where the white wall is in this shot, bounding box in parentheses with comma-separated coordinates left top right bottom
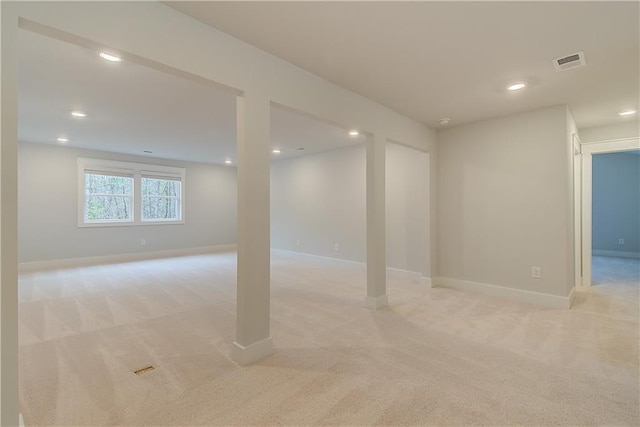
(270, 143, 430, 274)
(270, 145, 366, 262)
(386, 143, 429, 274)
(592, 151, 640, 256)
(18, 142, 237, 263)
(437, 105, 573, 299)
(579, 121, 640, 143)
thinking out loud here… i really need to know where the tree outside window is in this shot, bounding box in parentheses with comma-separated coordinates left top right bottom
(141, 177, 182, 221)
(84, 173, 134, 222)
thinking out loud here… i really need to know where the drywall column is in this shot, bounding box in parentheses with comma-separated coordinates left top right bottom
(232, 93, 272, 365)
(365, 133, 388, 309)
(421, 152, 432, 285)
(0, 3, 20, 425)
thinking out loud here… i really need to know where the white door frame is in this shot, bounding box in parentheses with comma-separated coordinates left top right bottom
(580, 137, 640, 287)
(573, 134, 582, 288)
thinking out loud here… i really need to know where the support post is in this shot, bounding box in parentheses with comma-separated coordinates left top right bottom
(421, 152, 433, 287)
(365, 133, 388, 309)
(0, 3, 20, 425)
(232, 93, 272, 365)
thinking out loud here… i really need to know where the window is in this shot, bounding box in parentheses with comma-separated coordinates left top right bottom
(78, 158, 185, 227)
(141, 176, 182, 222)
(84, 172, 134, 223)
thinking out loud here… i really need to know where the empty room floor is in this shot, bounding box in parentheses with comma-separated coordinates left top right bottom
(592, 255, 640, 287)
(18, 251, 639, 426)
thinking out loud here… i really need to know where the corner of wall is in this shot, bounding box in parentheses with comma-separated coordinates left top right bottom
(435, 105, 575, 300)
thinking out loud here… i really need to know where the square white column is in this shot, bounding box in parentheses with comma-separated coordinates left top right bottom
(421, 152, 433, 287)
(233, 93, 273, 365)
(365, 133, 388, 309)
(1, 3, 20, 424)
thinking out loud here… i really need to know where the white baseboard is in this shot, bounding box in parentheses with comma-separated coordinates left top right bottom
(19, 244, 237, 273)
(386, 267, 424, 282)
(271, 248, 365, 266)
(433, 276, 574, 309)
(232, 337, 273, 366)
(420, 276, 433, 287)
(593, 249, 640, 259)
(568, 287, 576, 308)
(272, 249, 428, 283)
(363, 294, 389, 310)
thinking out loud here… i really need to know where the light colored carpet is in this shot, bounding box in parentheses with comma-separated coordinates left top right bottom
(18, 252, 639, 426)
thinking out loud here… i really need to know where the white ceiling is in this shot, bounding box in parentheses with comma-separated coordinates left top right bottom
(18, 29, 363, 165)
(167, 1, 640, 130)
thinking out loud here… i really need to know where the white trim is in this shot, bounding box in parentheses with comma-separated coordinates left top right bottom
(593, 250, 640, 259)
(580, 137, 640, 146)
(271, 249, 428, 283)
(568, 287, 576, 308)
(76, 219, 187, 228)
(420, 277, 433, 287)
(18, 244, 236, 273)
(271, 248, 364, 266)
(580, 137, 640, 286)
(363, 294, 389, 310)
(231, 337, 273, 366)
(386, 267, 423, 282)
(434, 277, 574, 309)
(19, 413, 24, 427)
(572, 133, 582, 288)
(78, 157, 185, 176)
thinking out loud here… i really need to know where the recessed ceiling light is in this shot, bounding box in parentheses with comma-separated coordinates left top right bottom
(70, 110, 87, 118)
(272, 149, 281, 154)
(438, 118, 450, 126)
(619, 110, 637, 116)
(224, 159, 232, 164)
(57, 137, 69, 143)
(349, 130, 360, 136)
(507, 82, 527, 91)
(99, 52, 122, 62)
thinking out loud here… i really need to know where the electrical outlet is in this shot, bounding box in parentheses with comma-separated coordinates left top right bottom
(334, 243, 340, 252)
(140, 238, 146, 246)
(618, 238, 625, 245)
(531, 266, 541, 279)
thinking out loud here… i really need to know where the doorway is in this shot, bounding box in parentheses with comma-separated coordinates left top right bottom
(591, 149, 640, 286)
(579, 137, 640, 287)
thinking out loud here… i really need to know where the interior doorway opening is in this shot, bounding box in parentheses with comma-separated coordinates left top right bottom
(579, 138, 640, 287)
(591, 149, 640, 286)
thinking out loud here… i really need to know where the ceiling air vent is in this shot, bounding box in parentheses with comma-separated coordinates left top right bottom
(553, 52, 586, 71)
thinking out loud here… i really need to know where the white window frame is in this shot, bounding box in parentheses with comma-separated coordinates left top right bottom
(140, 173, 183, 223)
(78, 157, 186, 227)
(83, 169, 135, 224)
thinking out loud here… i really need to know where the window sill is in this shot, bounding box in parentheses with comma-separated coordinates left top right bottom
(78, 220, 185, 228)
